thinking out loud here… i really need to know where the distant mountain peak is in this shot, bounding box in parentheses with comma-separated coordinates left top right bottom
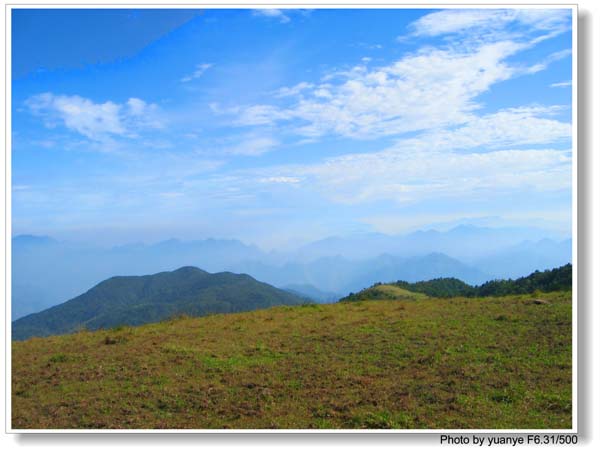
(452, 224, 480, 230)
(12, 234, 56, 244)
(402, 252, 454, 262)
(153, 238, 182, 247)
(12, 234, 56, 242)
(173, 266, 207, 274)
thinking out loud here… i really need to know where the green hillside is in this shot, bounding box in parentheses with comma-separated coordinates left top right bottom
(12, 290, 571, 429)
(476, 263, 572, 296)
(340, 283, 429, 302)
(342, 264, 572, 301)
(12, 267, 307, 341)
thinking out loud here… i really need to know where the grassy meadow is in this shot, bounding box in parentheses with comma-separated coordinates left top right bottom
(12, 290, 572, 429)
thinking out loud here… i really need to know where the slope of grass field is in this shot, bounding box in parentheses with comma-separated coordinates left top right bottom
(12, 291, 571, 430)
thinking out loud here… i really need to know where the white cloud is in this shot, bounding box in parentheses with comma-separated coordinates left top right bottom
(252, 9, 290, 23)
(230, 145, 570, 210)
(26, 93, 124, 140)
(296, 146, 571, 205)
(234, 104, 293, 126)
(545, 49, 572, 62)
(259, 176, 300, 184)
(243, 106, 571, 205)
(126, 98, 164, 131)
(180, 63, 213, 83)
(127, 97, 148, 115)
(224, 7, 571, 143)
(410, 9, 571, 38)
(273, 82, 314, 98)
(524, 49, 572, 74)
(25, 93, 164, 143)
(551, 80, 572, 88)
(230, 41, 523, 139)
(397, 106, 571, 152)
(223, 136, 279, 156)
(356, 42, 383, 50)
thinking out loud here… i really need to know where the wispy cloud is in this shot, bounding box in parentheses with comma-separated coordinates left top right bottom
(551, 80, 572, 88)
(223, 136, 279, 156)
(273, 82, 314, 98)
(251, 8, 312, 24)
(238, 106, 571, 205)
(259, 176, 300, 184)
(252, 9, 291, 24)
(227, 41, 523, 139)
(409, 8, 571, 38)
(220, 9, 571, 144)
(180, 63, 213, 83)
(271, 146, 571, 206)
(233, 104, 293, 127)
(395, 106, 571, 151)
(25, 93, 164, 144)
(356, 42, 383, 50)
(525, 49, 572, 74)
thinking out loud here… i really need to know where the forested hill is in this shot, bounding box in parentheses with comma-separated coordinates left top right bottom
(341, 264, 572, 301)
(12, 266, 307, 340)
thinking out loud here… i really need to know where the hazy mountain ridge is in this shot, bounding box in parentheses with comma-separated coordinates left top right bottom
(281, 284, 340, 303)
(474, 238, 572, 279)
(228, 252, 489, 295)
(293, 225, 566, 261)
(11, 225, 571, 319)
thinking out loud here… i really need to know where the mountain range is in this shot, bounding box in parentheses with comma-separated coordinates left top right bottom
(229, 252, 489, 294)
(12, 266, 307, 341)
(11, 225, 571, 319)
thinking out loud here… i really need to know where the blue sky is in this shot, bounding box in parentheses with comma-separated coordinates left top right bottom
(12, 8, 573, 249)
